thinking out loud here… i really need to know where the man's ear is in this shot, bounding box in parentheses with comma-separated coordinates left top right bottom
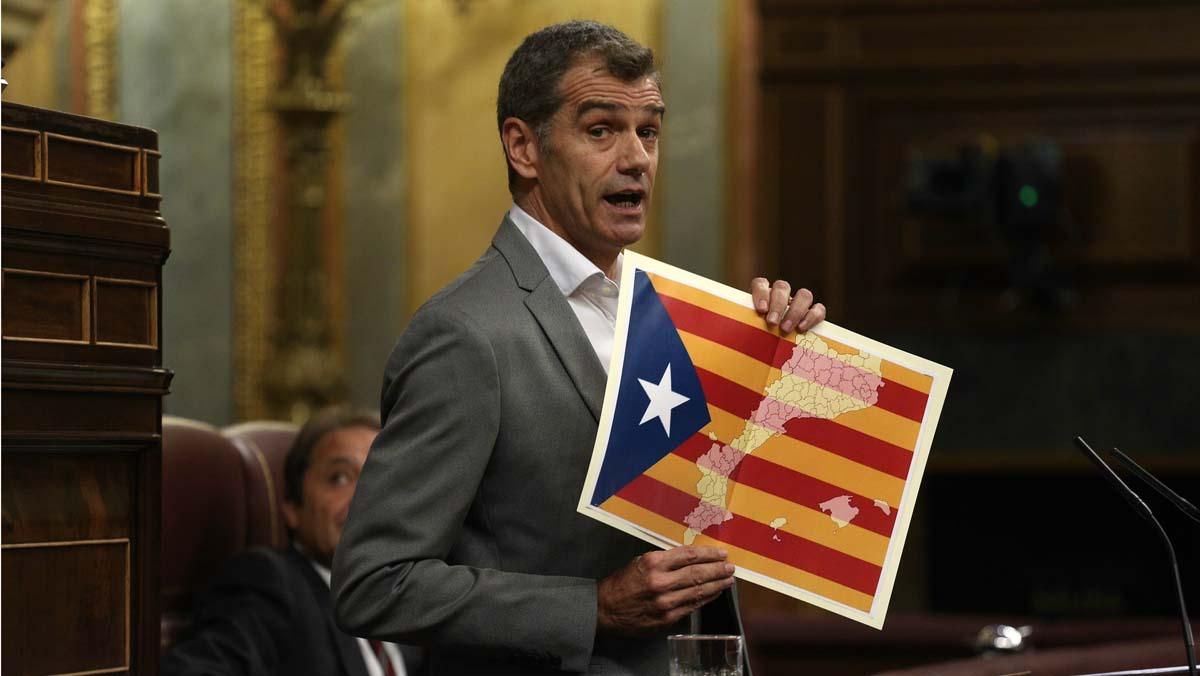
(282, 500, 301, 531)
(501, 117, 540, 181)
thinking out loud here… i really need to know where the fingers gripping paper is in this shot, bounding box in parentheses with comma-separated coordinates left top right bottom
(578, 252, 952, 628)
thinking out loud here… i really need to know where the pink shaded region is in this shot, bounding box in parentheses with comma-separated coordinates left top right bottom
(782, 344, 884, 404)
(752, 398, 811, 432)
(685, 443, 745, 533)
(684, 500, 734, 533)
(696, 442, 746, 476)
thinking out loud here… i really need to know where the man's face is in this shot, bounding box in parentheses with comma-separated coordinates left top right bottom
(533, 59, 664, 269)
(282, 424, 375, 567)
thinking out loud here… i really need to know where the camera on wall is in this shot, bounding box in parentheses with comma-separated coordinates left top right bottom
(906, 136, 1071, 312)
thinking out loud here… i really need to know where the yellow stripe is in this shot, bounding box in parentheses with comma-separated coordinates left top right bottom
(648, 272, 770, 335)
(681, 331, 920, 451)
(645, 454, 889, 566)
(704, 408, 906, 507)
(834, 406, 919, 452)
(601, 495, 875, 612)
(881, 361, 933, 395)
(679, 330, 774, 390)
(648, 271, 933, 395)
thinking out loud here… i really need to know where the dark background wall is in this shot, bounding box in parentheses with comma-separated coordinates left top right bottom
(751, 0, 1200, 619)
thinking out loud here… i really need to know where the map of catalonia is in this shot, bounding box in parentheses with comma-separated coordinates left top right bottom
(683, 332, 886, 543)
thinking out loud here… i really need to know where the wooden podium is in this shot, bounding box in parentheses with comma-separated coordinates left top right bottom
(2, 103, 171, 676)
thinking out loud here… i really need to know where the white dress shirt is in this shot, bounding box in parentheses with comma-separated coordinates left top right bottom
(509, 204, 621, 374)
(311, 557, 407, 676)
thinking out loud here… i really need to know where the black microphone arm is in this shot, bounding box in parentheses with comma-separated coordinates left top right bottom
(1073, 436, 1196, 676)
(1109, 446, 1200, 525)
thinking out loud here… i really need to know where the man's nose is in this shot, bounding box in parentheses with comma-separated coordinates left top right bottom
(616, 131, 652, 177)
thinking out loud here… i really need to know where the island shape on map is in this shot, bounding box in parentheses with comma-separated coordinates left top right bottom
(683, 332, 885, 543)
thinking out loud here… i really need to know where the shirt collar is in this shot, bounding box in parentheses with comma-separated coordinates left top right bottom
(508, 204, 621, 297)
(297, 543, 332, 588)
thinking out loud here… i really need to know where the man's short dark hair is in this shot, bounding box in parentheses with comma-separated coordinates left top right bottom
(283, 405, 380, 506)
(497, 20, 658, 190)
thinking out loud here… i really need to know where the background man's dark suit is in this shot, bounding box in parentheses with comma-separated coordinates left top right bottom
(163, 546, 418, 676)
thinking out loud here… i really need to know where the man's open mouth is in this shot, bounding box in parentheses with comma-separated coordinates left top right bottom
(603, 191, 644, 208)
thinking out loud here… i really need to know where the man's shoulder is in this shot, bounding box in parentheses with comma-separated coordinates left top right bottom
(206, 546, 312, 594)
(410, 246, 531, 332)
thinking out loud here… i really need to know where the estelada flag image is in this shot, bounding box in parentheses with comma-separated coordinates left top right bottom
(578, 251, 952, 628)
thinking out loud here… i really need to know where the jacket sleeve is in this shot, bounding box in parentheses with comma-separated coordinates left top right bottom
(161, 549, 295, 676)
(331, 306, 599, 672)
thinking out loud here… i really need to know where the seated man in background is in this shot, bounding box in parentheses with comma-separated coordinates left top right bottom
(163, 406, 420, 676)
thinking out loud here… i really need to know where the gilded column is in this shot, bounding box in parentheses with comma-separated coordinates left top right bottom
(233, 0, 278, 420)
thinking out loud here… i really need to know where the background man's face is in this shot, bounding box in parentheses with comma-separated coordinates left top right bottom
(535, 58, 664, 267)
(283, 424, 376, 567)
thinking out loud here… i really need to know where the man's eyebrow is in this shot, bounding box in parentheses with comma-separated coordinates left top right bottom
(575, 99, 666, 118)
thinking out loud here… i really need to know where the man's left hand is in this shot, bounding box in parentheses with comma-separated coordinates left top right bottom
(750, 278, 825, 333)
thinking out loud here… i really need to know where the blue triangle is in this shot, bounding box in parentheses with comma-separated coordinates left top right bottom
(591, 271, 710, 506)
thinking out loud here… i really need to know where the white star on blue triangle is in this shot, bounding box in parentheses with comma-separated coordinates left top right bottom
(637, 363, 690, 436)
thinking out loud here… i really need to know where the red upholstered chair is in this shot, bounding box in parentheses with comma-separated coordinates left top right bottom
(160, 417, 300, 653)
(222, 421, 300, 549)
(160, 417, 249, 650)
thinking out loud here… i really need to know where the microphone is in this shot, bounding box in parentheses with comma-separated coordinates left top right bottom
(1109, 447, 1200, 525)
(1073, 436, 1196, 676)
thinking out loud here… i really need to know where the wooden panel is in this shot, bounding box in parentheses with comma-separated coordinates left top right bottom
(2, 102, 166, 676)
(846, 89, 1200, 325)
(761, 4, 1200, 71)
(1, 540, 129, 676)
(144, 150, 161, 198)
(2, 268, 91, 343)
(1, 127, 41, 180)
(44, 133, 141, 196)
(763, 89, 831, 282)
(95, 278, 157, 349)
(2, 389, 159, 435)
(2, 451, 134, 543)
(895, 127, 1196, 264)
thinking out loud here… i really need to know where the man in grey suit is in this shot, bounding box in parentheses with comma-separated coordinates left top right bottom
(332, 20, 826, 675)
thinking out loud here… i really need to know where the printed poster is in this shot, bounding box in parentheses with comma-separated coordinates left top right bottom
(578, 251, 952, 628)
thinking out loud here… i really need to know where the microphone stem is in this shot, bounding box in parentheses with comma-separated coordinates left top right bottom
(1149, 512, 1197, 676)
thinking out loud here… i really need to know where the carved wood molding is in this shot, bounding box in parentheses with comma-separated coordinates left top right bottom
(1, 361, 173, 393)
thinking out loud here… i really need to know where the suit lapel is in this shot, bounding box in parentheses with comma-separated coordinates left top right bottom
(493, 217, 606, 422)
(284, 547, 369, 676)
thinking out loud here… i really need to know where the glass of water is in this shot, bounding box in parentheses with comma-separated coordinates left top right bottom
(667, 634, 743, 676)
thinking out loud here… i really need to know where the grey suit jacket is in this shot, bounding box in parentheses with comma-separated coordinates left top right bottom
(332, 216, 745, 675)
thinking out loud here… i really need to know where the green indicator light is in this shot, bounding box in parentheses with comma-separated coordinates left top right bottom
(1019, 185, 1039, 208)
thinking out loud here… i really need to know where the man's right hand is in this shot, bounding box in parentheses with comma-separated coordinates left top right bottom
(596, 546, 735, 635)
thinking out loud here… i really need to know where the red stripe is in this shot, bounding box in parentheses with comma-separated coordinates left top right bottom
(616, 474, 882, 596)
(658, 292, 781, 364)
(876, 379, 929, 421)
(671, 434, 897, 538)
(657, 291, 929, 422)
(695, 367, 914, 480)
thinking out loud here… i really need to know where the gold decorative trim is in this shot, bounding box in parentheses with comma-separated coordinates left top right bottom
(234, 0, 277, 420)
(2, 538, 131, 675)
(82, 0, 118, 120)
(1, 127, 44, 182)
(44, 132, 143, 196)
